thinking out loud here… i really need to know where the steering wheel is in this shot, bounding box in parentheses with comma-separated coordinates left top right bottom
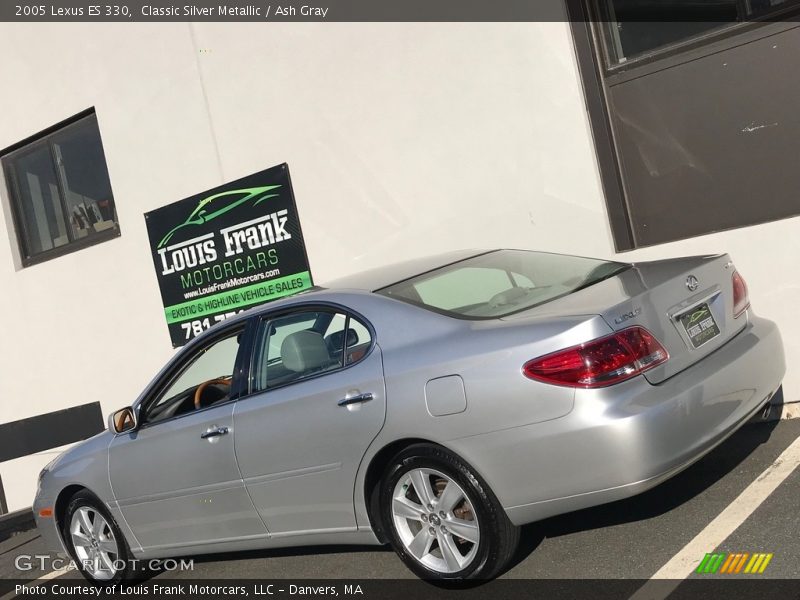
(194, 377, 232, 410)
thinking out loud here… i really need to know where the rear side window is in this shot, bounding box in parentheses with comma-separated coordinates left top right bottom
(377, 250, 628, 319)
(251, 309, 373, 392)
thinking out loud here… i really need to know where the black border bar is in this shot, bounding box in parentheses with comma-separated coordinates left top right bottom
(3, 0, 800, 23)
(2, 579, 800, 599)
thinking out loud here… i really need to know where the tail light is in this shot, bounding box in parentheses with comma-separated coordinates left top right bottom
(732, 271, 750, 318)
(523, 326, 668, 388)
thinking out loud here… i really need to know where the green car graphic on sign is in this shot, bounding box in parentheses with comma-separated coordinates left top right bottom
(157, 185, 281, 248)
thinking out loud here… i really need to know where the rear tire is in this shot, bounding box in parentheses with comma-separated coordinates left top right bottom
(62, 490, 134, 586)
(379, 444, 519, 581)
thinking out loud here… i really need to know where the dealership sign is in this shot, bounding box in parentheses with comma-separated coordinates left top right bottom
(145, 163, 312, 346)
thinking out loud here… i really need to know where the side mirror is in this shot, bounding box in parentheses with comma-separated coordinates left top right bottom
(109, 407, 137, 434)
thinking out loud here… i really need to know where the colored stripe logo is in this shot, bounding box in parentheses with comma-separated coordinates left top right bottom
(696, 552, 773, 574)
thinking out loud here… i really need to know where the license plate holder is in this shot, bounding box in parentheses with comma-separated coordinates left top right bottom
(679, 302, 720, 348)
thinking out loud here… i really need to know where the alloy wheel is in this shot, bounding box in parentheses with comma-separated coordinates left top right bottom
(69, 506, 119, 581)
(391, 467, 480, 574)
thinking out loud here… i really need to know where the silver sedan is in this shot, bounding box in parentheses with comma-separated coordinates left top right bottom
(33, 249, 785, 582)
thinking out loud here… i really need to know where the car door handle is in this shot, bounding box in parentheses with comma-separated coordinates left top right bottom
(338, 392, 374, 407)
(200, 426, 229, 439)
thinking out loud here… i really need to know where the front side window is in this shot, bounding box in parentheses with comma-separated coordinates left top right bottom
(1, 111, 119, 266)
(378, 250, 628, 319)
(251, 309, 373, 393)
(144, 331, 243, 424)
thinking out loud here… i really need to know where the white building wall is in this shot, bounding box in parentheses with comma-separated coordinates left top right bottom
(0, 19, 796, 512)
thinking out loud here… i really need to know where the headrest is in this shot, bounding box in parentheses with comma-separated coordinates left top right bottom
(281, 330, 331, 373)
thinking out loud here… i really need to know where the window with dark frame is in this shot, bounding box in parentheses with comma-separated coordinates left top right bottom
(595, 0, 799, 67)
(570, 1, 800, 250)
(1, 110, 119, 266)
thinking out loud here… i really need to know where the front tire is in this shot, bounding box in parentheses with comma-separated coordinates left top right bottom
(380, 444, 519, 581)
(62, 490, 134, 586)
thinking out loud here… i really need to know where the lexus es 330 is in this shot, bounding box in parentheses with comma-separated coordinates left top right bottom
(33, 249, 785, 582)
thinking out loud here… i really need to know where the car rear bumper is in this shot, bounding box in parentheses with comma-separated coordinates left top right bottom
(446, 314, 785, 526)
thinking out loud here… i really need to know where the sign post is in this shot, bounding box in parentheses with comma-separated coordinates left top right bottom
(145, 163, 312, 346)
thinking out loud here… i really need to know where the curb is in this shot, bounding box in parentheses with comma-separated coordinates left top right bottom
(0, 508, 35, 542)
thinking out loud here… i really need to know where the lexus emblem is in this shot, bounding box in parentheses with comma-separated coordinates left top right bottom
(686, 275, 699, 292)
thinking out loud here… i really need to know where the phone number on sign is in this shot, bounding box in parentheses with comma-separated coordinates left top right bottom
(181, 310, 244, 340)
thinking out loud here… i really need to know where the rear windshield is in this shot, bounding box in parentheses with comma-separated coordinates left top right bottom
(377, 250, 629, 319)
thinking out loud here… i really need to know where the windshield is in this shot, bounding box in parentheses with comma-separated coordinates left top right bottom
(377, 250, 629, 319)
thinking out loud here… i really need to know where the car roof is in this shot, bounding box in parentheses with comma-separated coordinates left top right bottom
(322, 249, 494, 292)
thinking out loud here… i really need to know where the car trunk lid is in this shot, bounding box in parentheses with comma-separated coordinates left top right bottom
(501, 254, 747, 384)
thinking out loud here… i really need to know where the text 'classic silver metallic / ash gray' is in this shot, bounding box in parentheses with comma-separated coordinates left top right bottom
(34, 249, 785, 582)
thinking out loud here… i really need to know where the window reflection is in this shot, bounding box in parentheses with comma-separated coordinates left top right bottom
(2, 112, 119, 265)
